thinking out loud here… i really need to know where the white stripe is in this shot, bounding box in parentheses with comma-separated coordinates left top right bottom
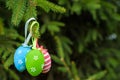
(44, 61, 51, 66)
(44, 53, 49, 57)
(44, 65, 51, 70)
(45, 57, 51, 62)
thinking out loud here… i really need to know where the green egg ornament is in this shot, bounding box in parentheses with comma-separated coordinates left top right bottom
(25, 49, 44, 76)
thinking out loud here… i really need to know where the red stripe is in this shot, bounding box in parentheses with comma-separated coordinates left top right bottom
(42, 49, 47, 54)
(44, 53, 49, 56)
(44, 64, 51, 70)
(42, 69, 50, 73)
(44, 61, 51, 66)
(45, 59, 51, 64)
(44, 55, 50, 59)
(44, 63, 51, 67)
(45, 57, 51, 62)
(44, 52, 49, 56)
(44, 53, 49, 57)
(44, 67, 51, 70)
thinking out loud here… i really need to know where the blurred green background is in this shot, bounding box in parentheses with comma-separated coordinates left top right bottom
(0, 0, 120, 80)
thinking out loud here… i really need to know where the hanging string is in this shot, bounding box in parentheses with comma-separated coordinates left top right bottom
(29, 21, 39, 49)
(22, 18, 36, 46)
(25, 18, 36, 39)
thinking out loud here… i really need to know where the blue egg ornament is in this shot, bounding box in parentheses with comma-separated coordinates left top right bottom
(14, 45, 31, 72)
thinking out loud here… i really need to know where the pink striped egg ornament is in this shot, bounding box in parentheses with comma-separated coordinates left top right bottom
(36, 43, 51, 73)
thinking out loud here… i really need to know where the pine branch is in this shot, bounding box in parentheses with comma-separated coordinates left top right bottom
(24, 0, 37, 21)
(36, 0, 50, 12)
(0, 18, 4, 35)
(36, 0, 66, 13)
(11, 0, 26, 26)
(71, 62, 80, 80)
(53, 35, 73, 79)
(8, 69, 20, 80)
(6, 0, 16, 10)
(54, 36, 64, 58)
(4, 53, 14, 69)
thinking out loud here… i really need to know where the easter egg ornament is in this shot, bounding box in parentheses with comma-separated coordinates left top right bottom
(25, 21, 45, 76)
(25, 49, 44, 76)
(36, 39, 51, 73)
(14, 18, 36, 72)
(14, 45, 31, 72)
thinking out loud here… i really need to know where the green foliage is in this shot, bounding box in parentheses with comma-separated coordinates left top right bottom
(6, 0, 66, 26)
(87, 70, 107, 80)
(36, 0, 66, 13)
(24, 0, 37, 21)
(41, 21, 65, 34)
(1, 0, 120, 80)
(11, 0, 26, 26)
(0, 17, 23, 80)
